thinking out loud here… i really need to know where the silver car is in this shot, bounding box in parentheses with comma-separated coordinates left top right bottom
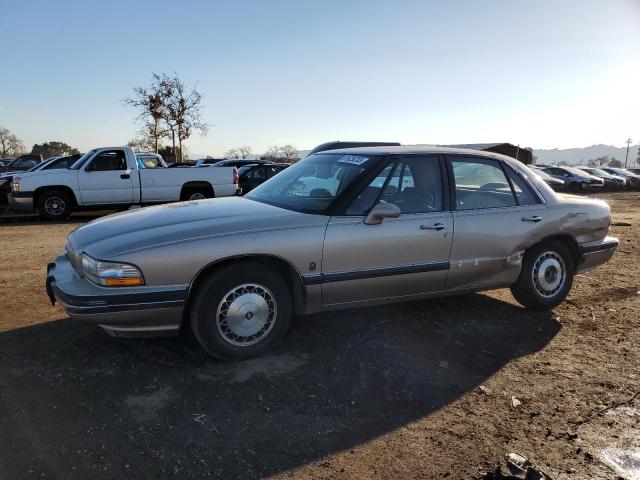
(46, 146, 618, 359)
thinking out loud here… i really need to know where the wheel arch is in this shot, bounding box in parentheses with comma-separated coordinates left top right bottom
(33, 185, 79, 210)
(180, 182, 215, 199)
(181, 254, 306, 330)
(529, 234, 580, 269)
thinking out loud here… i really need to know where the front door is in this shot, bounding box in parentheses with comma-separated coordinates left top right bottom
(78, 149, 134, 204)
(445, 155, 548, 290)
(321, 155, 453, 306)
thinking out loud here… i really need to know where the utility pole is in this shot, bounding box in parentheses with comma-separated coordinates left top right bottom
(624, 138, 632, 168)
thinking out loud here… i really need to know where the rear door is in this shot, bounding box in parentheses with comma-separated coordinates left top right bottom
(321, 155, 453, 306)
(78, 149, 134, 204)
(445, 155, 547, 290)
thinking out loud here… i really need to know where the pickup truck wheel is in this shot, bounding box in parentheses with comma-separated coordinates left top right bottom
(190, 263, 292, 360)
(38, 190, 73, 221)
(510, 240, 574, 310)
(182, 188, 211, 201)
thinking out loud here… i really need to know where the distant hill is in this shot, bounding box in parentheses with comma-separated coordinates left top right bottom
(532, 144, 639, 166)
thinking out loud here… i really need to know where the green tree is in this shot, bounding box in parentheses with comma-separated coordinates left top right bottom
(31, 141, 79, 158)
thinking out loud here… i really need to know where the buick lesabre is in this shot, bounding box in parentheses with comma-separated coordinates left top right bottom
(46, 145, 618, 359)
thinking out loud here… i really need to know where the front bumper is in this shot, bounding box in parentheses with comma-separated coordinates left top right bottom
(46, 253, 188, 337)
(577, 236, 618, 273)
(8, 192, 34, 211)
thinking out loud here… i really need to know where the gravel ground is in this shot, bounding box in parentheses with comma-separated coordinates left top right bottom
(0, 193, 638, 480)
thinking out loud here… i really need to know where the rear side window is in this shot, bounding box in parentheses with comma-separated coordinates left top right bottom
(504, 165, 540, 206)
(451, 157, 516, 210)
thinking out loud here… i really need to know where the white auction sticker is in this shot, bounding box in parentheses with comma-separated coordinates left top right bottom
(337, 155, 368, 166)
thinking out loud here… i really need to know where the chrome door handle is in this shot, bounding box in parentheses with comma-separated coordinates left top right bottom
(420, 223, 445, 231)
(521, 216, 543, 222)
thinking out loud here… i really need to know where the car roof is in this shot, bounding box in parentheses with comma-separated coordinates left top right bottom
(314, 145, 510, 158)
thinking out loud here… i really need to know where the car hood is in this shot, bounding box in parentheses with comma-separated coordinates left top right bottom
(69, 197, 328, 259)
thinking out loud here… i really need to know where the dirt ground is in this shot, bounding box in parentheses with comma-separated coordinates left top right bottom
(0, 193, 638, 480)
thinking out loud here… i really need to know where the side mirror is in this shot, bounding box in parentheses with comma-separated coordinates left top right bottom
(364, 202, 401, 225)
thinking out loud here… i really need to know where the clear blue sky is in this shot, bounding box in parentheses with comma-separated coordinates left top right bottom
(1, 0, 638, 156)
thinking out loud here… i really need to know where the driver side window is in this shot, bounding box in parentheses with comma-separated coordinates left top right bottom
(87, 150, 128, 171)
(346, 157, 443, 215)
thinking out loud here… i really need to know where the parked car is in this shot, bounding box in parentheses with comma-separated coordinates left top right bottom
(540, 166, 604, 192)
(193, 157, 227, 167)
(45, 145, 617, 359)
(576, 166, 626, 190)
(0, 154, 80, 205)
(600, 167, 640, 189)
(238, 163, 289, 194)
(529, 166, 565, 191)
(628, 168, 640, 175)
(209, 159, 274, 168)
(0, 158, 14, 167)
(0, 154, 44, 174)
(8, 146, 240, 220)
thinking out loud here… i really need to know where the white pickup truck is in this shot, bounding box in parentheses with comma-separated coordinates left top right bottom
(8, 146, 240, 220)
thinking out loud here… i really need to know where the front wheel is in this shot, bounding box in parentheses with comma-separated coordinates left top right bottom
(511, 241, 574, 310)
(190, 263, 292, 360)
(37, 190, 73, 221)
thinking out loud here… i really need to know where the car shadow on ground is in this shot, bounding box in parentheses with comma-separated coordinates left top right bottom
(0, 293, 560, 479)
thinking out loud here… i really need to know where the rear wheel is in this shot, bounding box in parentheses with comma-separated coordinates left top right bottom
(181, 187, 212, 201)
(511, 240, 574, 310)
(37, 190, 73, 221)
(190, 263, 292, 360)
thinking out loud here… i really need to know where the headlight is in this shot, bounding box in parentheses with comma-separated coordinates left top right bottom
(80, 253, 145, 287)
(11, 178, 20, 192)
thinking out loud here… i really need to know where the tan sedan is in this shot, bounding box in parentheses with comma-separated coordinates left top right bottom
(47, 146, 618, 359)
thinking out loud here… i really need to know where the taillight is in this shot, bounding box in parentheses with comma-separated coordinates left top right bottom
(233, 168, 239, 184)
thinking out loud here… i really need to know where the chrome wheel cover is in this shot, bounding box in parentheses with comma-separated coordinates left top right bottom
(532, 251, 566, 298)
(44, 196, 66, 216)
(216, 283, 277, 346)
(189, 192, 206, 200)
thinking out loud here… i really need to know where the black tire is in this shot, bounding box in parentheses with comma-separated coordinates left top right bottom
(511, 240, 574, 310)
(181, 187, 212, 201)
(190, 262, 292, 360)
(37, 189, 73, 221)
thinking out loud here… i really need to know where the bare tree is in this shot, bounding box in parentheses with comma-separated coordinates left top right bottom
(238, 145, 252, 159)
(0, 127, 25, 158)
(127, 132, 156, 152)
(124, 76, 169, 153)
(263, 145, 281, 161)
(225, 148, 240, 159)
(225, 146, 252, 159)
(158, 74, 209, 163)
(280, 144, 300, 163)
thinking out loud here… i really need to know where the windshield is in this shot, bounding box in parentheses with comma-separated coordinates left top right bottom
(245, 153, 377, 214)
(28, 161, 49, 172)
(530, 167, 552, 180)
(584, 167, 609, 176)
(70, 149, 97, 170)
